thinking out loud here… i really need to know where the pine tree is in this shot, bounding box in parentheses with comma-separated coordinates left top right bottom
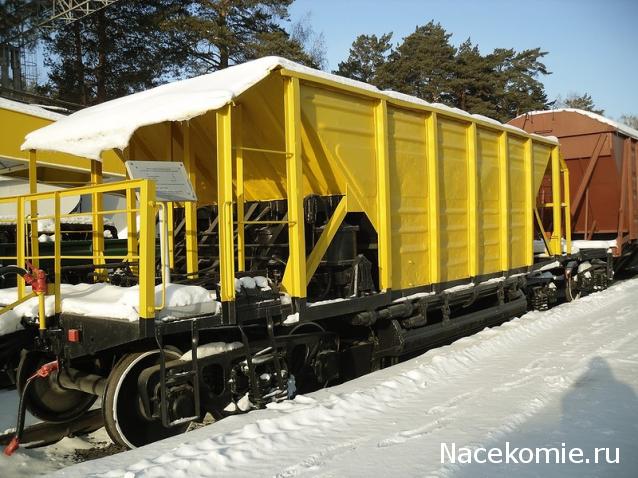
(41, 0, 325, 106)
(0, 0, 39, 44)
(334, 33, 392, 84)
(377, 22, 456, 102)
(43, 0, 189, 105)
(449, 39, 498, 118)
(490, 47, 550, 121)
(335, 23, 551, 122)
(557, 92, 604, 115)
(163, 0, 324, 74)
(245, 30, 314, 65)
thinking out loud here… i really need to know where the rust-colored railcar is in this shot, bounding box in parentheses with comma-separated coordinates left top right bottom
(509, 109, 638, 267)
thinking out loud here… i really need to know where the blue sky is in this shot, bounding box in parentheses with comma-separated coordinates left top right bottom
(288, 0, 638, 120)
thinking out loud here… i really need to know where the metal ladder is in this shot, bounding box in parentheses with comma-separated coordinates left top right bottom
(155, 320, 202, 427)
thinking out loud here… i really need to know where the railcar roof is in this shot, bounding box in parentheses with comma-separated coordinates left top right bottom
(517, 108, 638, 141)
(0, 97, 66, 121)
(22, 56, 557, 161)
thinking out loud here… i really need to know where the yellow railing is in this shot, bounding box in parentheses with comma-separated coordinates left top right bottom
(540, 147, 571, 256)
(0, 179, 158, 326)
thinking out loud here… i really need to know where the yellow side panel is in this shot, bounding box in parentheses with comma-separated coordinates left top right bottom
(232, 77, 379, 228)
(476, 128, 502, 274)
(438, 118, 469, 282)
(0, 107, 124, 177)
(237, 74, 288, 202)
(299, 84, 378, 226)
(130, 114, 218, 205)
(178, 117, 217, 205)
(388, 107, 429, 288)
(508, 137, 527, 268)
(532, 143, 552, 196)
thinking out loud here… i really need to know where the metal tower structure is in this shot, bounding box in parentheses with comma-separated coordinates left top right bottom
(40, 0, 120, 28)
(1, 0, 120, 105)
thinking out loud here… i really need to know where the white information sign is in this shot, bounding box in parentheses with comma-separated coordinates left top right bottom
(125, 161, 197, 202)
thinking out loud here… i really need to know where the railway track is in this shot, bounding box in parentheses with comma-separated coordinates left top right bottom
(0, 410, 103, 450)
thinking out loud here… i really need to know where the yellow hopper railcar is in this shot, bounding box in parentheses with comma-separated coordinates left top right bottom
(1, 57, 578, 450)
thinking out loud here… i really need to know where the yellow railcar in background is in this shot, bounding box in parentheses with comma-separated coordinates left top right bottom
(0, 98, 125, 184)
(0, 99, 129, 392)
(0, 58, 578, 451)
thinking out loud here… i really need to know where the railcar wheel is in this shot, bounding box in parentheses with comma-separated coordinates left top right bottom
(565, 273, 581, 302)
(103, 350, 190, 449)
(17, 352, 96, 423)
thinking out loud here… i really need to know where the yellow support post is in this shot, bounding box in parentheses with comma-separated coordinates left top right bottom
(374, 99, 392, 291)
(306, 197, 347, 285)
(523, 139, 535, 265)
(498, 132, 510, 271)
(466, 123, 479, 277)
(183, 122, 199, 277)
(138, 180, 156, 319)
(167, 201, 174, 269)
(124, 147, 138, 267)
(37, 292, 46, 332)
(125, 187, 138, 264)
(234, 107, 246, 272)
(28, 150, 39, 268)
(54, 193, 61, 314)
(166, 124, 175, 270)
(281, 77, 307, 298)
(550, 145, 562, 256)
(426, 112, 441, 284)
(91, 159, 105, 267)
(561, 155, 572, 255)
(167, 122, 174, 160)
(17, 198, 25, 299)
(216, 104, 236, 303)
(534, 207, 551, 255)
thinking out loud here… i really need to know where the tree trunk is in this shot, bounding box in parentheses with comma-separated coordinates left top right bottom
(217, 4, 229, 69)
(96, 9, 107, 103)
(218, 32, 229, 68)
(73, 22, 87, 105)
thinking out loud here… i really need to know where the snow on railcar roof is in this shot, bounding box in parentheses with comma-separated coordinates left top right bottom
(0, 97, 66, 121)
(518, 108, 638, 141)
(22, 56, 556, 161)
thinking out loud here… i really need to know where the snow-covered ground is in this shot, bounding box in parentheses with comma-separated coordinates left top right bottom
(2, 278, 638, 477)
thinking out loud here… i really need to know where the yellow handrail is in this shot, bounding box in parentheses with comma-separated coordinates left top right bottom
(0, 178, 157, 321)
(0, 179, 149, 203)
(155, 202, 167, 311)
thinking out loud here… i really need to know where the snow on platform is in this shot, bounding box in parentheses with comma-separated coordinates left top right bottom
(0, 308, 21, 336)
(0, 283, 218, 326)
(533, 239, 617, 255)
(28, 277, 637, 478)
